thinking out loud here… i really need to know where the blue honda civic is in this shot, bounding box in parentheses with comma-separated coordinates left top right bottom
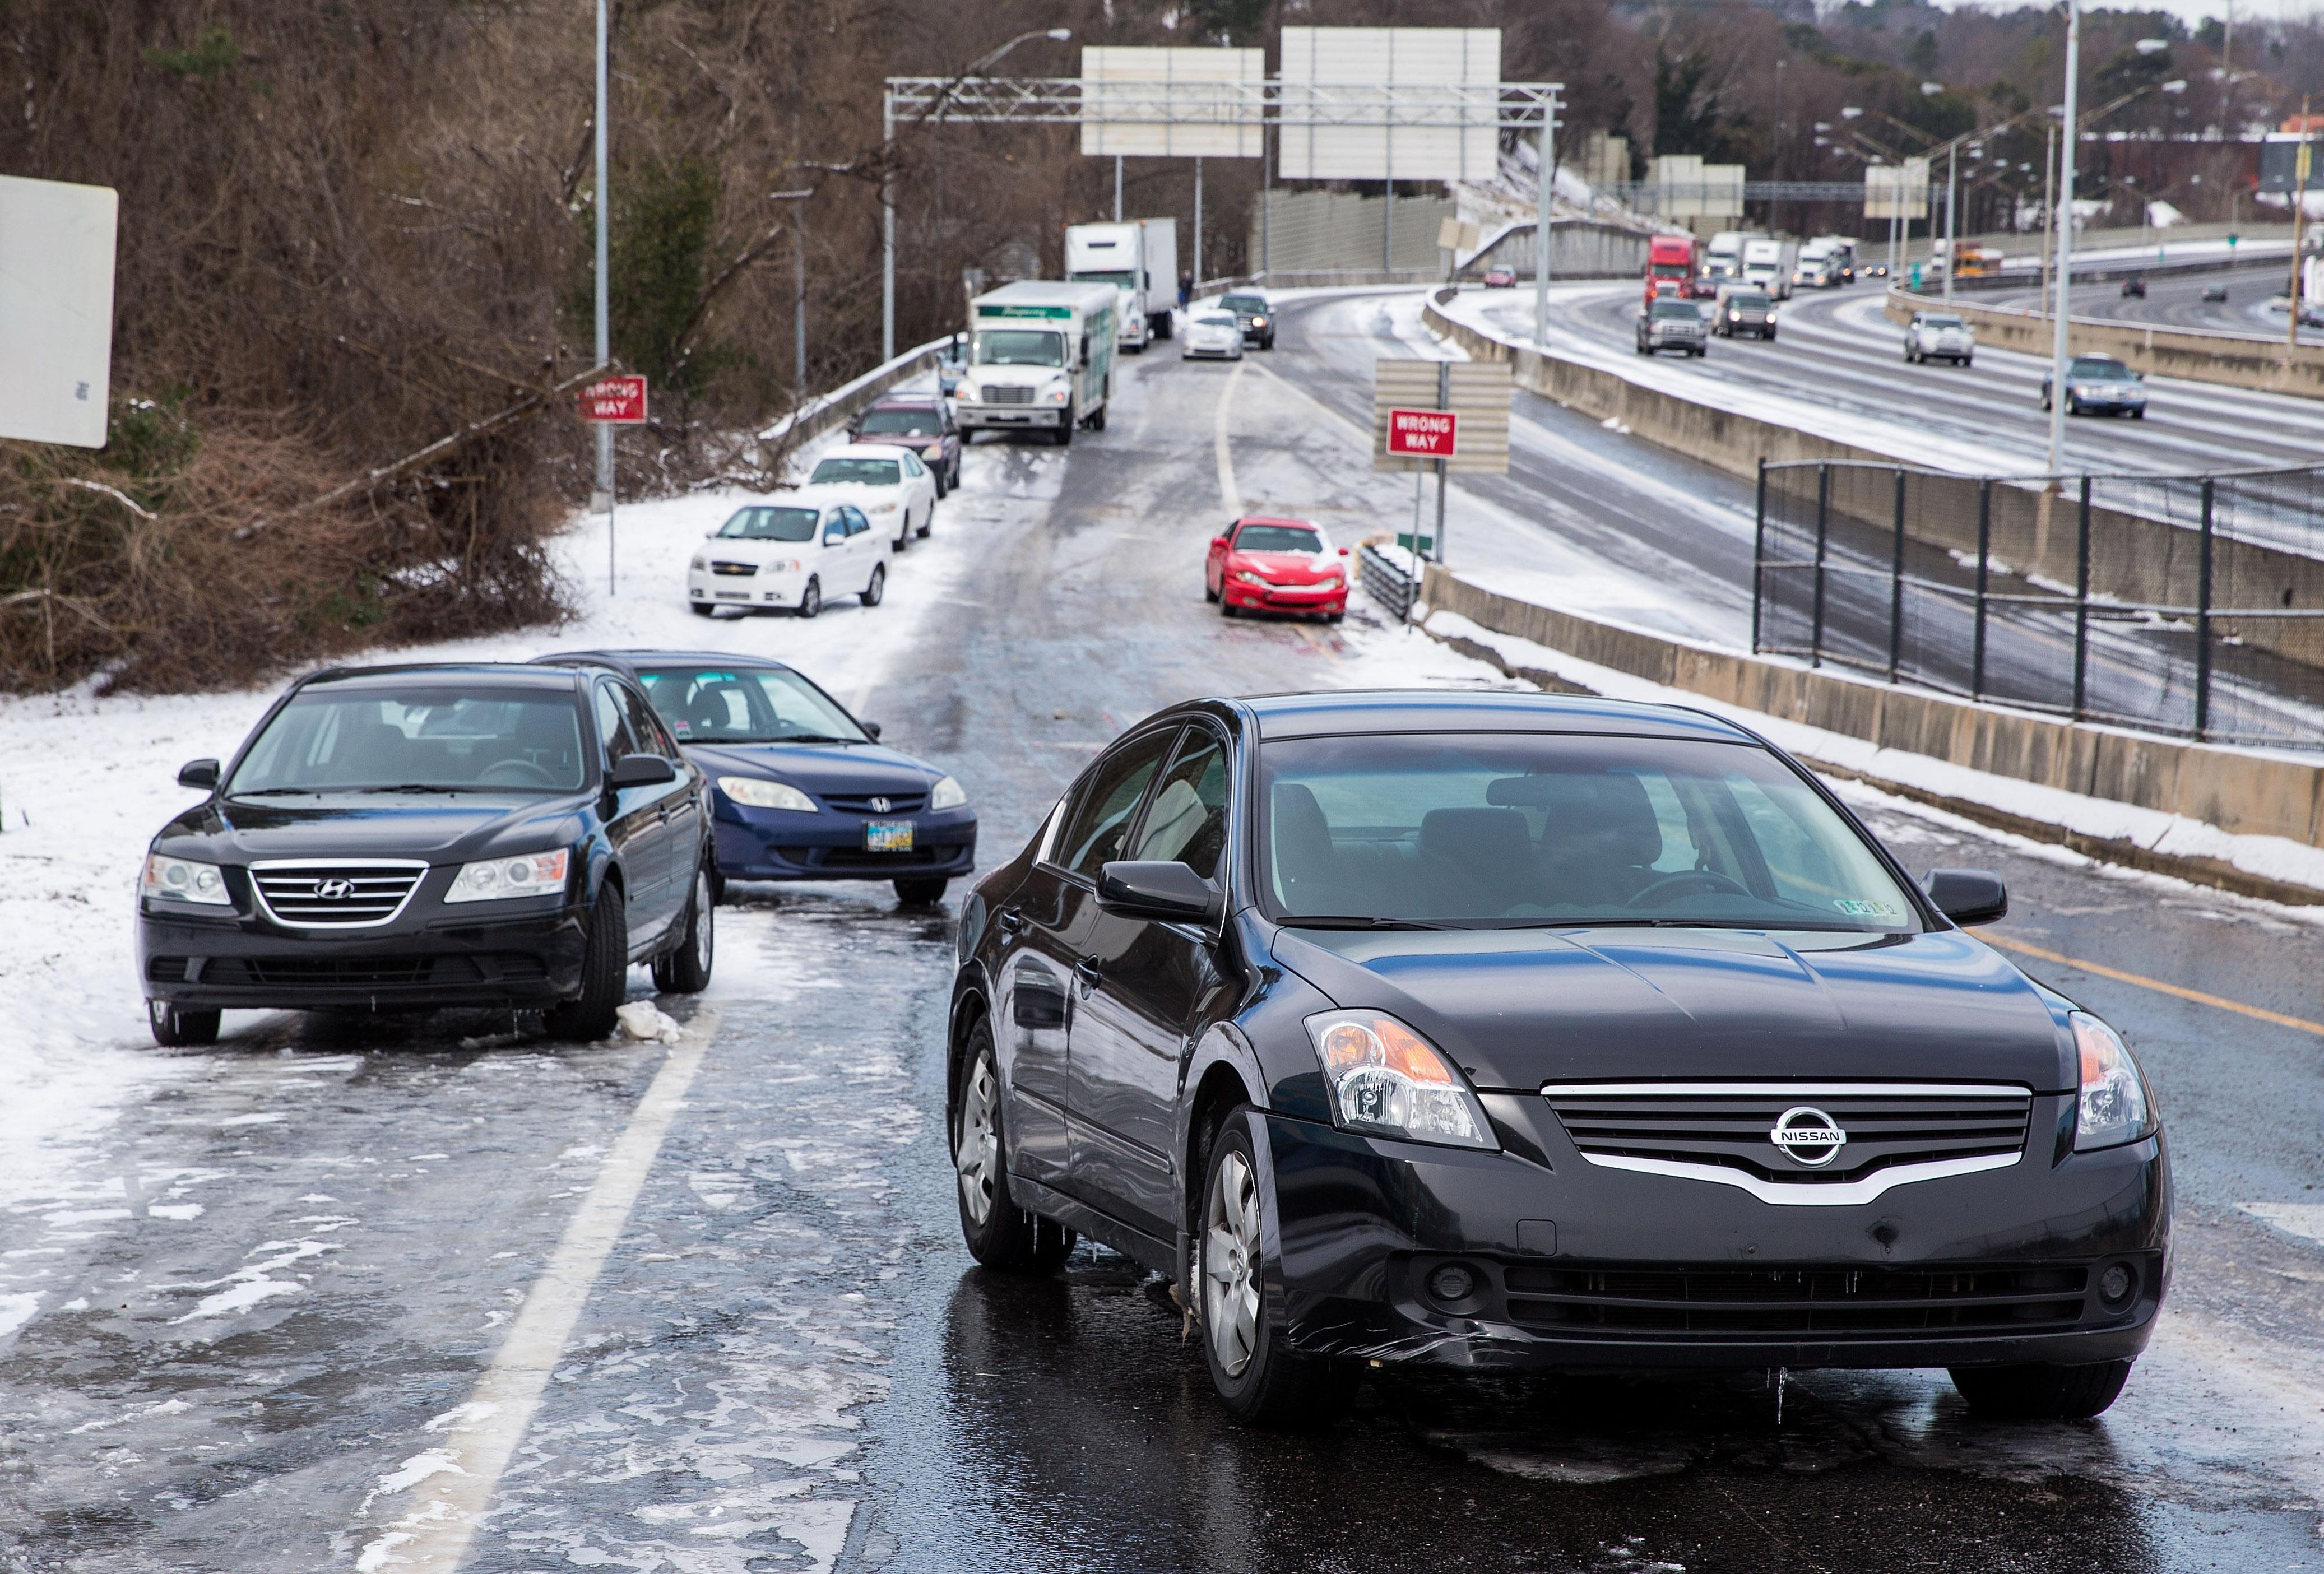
(532, 651, 974, 904)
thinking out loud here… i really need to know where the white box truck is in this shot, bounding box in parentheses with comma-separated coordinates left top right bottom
(954, 280, 1117, 446)
(1743, 235, 1802, 299)
(1064, 219, 1177, 351)
(1704, 230, 1763, 284)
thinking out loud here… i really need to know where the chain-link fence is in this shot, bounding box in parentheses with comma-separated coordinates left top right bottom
(1754, 459, 2324, 750)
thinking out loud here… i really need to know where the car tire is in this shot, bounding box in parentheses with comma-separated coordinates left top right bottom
(2132, 407, 2146, 420)
(797, 578, 821, 619)
(689, 602, 715, 617)
(1196, 1111, 1353, 1428)
(1091, 405, 1107, 432)
(931, 467, 947, 500)
(652, 862, 715, 995)
(544, 882, 626, 1042)
(953, 1020, 1076, 1272)
(917, 503, 933, 539)
(1055, 420, 1073, 448)
(949, 457, 962, 492)
(894, 876, 948, 906)
(707, 867, 726, 906)
(893, 518, 909, 552)
(861, 563, 885, 607)
(1949, 1359, 2134, 1420)
(1204, 576, 1219, 603)
(1220, 599, 1238, 618)
(2041, 394, 2052, 411)
(1766, 328, 1777, 342)
(147, 999, 220, 1048)
(1905, 345, 1917, 363)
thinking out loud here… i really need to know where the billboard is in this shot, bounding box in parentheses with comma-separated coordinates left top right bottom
(1080, 47, 1264, 159)
(0, 174, 118, 449)
(1278, 27, 1501, 183)
(1864, 159, 1931, 221)
(2258, 134, 2323, 194)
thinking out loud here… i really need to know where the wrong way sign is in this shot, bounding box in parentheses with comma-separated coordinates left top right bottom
(1385, 407, 1459, 458)
(1372, 359, 1509, 475)
(579, 374, 648, 424)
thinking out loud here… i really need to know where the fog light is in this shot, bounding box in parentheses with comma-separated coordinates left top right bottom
(1426, 1264, 1478, 1306)
(2098, 1262, 2137, 1308)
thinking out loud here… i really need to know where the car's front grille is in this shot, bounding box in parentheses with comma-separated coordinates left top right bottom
(777, 846, 945, 870)
(822, 792, 928, 815)
(205, 955, 461, 987)
(710, 560, 758, 577)
(249, 861, 428, 928)
(1500, 1261, 2091, 1339)
(1540, 1083, 2031, 1196)
(986, 386, 1034, 405)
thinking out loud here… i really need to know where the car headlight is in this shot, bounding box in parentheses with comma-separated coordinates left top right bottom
(1315, 574, 1344, 589)
(929, 774, 968, 811)
(869, 501, 899, 513)
(142, 852, 230, 907)
(720, 776, 817, 812)
(691, 556, 708, 572)
(1251, 314, 1267, 326)
(2072, 1012, 2155, 1150)
(1729, 311, 1741, 321)
(1045, 389, 1070, 404)
(1233, 569, 1271, 586)
(444, 849, 570, 904)
(769, 558, 803, 573)
(1305, 1011, 1496, 1150)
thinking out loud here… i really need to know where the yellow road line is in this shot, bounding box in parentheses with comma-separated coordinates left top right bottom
(1988, 934, 2324, 1038)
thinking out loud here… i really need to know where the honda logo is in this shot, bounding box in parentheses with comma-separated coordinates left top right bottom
(316, 878, 357, 900)
(870, 796, 892, 814)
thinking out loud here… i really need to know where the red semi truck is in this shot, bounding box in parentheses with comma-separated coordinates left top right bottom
(1645, 233, 1705, 304)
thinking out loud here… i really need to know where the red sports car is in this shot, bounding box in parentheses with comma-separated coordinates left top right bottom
(1481, 266, 1518, 289)
(1204, 514, 1350, 621)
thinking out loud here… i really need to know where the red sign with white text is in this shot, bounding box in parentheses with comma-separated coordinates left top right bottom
(1385, 406, 1458, 458)
(579, 375, 648, 424)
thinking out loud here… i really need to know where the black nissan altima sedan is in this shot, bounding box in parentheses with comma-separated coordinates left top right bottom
(945, 690, 2169, 1426)
(137, 662, 715, 1047)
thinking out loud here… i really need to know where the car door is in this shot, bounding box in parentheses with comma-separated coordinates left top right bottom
(817, 507, 853, 593)
(620, 680, 702, 927)
(844, 505, 879, 584)
(592, 680, 674, 942)
(1065, 723, 1233, 1241)
(1008, 728, 1179, 1203)
(897, 450, 930, 527)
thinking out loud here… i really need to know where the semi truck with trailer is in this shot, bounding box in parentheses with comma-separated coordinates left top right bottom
(1743, 235, 1802, 299)
(1064, 220, 1178, 351)
(1703, 230, 1765, 284)
(953, 281, 1117, 446)
(1644, 233, 1706, 303)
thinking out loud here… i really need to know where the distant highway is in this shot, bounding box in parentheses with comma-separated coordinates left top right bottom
(1981, 261, 2323, 346)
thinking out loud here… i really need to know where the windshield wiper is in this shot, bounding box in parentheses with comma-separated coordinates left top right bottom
(354, 784, 466, 795)
(1278, 916, 1455, 931)
(228, 787, 322, 797)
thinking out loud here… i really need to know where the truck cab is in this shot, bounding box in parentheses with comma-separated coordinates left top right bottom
(953, 281, 1117, 447)
(1645, 233, 1704, 304)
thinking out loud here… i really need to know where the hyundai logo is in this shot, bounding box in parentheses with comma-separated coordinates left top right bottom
(870, 796, 892, 814)
(316, 878, 358, 900)
(1769, 1106, 1848, 1168)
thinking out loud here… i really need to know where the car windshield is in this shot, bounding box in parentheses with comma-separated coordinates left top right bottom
(1236, 524, 1323, 554)
(1649, 300, 1699, 320)
(1730, 293, 1770, 308)
(857, 408, 939, 436)
(1259, 731, 1920, 932)
(972, 329, 1065, 367)
(2072, 358, 2134, 380)
(1921, 315, 1966, 329)
(1198, 314, 1238, 328)
(1222, 295, 1267, 312)
(227, 687, 587, 795)
(634, 667, 869, 746)
(717, 506, 820, 542)
(1071, 270, 1137, 289)
(810, 457, 901, 486)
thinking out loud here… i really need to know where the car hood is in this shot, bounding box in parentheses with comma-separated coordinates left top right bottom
(157, 795, 588, 863)
(684, 741, 940, 796)
(1269, 924, 2071, 1092)
(854, 433, 939, 452)
(1230, 550, 1343, 583)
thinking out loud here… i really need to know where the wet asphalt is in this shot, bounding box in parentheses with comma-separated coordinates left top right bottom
(5, 298, 2324, 1573)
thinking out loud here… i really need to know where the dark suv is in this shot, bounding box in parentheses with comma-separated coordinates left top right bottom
(136, 663, 715, 1046)
(847, 393, 962, 495)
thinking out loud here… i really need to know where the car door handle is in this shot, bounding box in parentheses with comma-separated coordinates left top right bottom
(1073, 957, 1102, 994)
(997, 907, 1026, 934)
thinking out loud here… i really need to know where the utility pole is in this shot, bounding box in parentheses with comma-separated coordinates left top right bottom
(1194, 156, 1204, 294)
(1943, 142, 1959, 304)
(2291, 96, 2312, 353)
(770, 189, 813, 392)
(1114, 154, 1123, 223)
(2039, 122, 2057, 322)
(592, 0, 611, 521)
(1533, 117, 1554, 349)
(880, 90, 896, 361)
(2047, 0, 2081, 479)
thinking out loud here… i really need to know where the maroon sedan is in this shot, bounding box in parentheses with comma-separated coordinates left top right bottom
(847, 393, 962, 495)
(1204, 514, 1350, 621)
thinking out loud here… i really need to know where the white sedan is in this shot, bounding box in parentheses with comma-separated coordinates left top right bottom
(687, 487, 890, 620)
(805, 442, 938, 551)
(1181, 312, 1245, 361)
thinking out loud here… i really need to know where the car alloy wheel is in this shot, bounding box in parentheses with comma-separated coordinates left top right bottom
(797, 578, 821, 619)
(861, 564, 885, 607)
(147, 999, 220, 1048)
(951, 1022, 1076, 1273)
(957, 1051, 1001, 1227)
(1204, 1148, 1264, 1377)
(545, 882, 627, 1041)
(653, 865, 715, 994)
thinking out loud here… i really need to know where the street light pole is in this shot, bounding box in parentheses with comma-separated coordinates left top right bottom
(1533, 116, 1555, 349)
(592, 0, 611, 518)
(1944, 143, 1959, 304)
(2047, 0, 2081, 479)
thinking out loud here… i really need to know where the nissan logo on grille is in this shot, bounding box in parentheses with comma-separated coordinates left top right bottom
(316, 878, 358, 900)
(1769, 1106, 1848, 1168)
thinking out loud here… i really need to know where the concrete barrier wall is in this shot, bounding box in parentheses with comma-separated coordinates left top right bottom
(1422, 565, 2324, 858)
(1885, 288, 2324, 400)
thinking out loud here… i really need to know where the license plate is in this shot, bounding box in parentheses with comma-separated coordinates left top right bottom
(865, 820, 914, 852)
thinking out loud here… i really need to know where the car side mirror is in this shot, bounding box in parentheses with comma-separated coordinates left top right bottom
(824, 530, 848, 546)
(609, 753, 677, 789)
(1210, 535, 1230, 550)
(1098, 860, 1224, 926)
(1923, 868, 2007, 927)
(861, 721, 883, 740)
(1338, 546, 1350, 556)
(178, 758, 220, 790)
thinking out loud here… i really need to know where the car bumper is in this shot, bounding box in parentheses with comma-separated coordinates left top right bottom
(689, 570, 813, 609)
(711, 804, 977, 883)
(1221, 581, 1349, 614)
(137, 899, 586, 1010)
(957, 403, 1068, 430)
(1258, 1103, 2170, 1372)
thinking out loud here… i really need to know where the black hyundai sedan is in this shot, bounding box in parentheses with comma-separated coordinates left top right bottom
(536, 651, 975, 906)
(137, 662, 715, 1047)
(946, 691, 2168, 1426)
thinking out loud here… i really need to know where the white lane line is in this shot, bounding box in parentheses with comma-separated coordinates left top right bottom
(1215, 359, 1247, 514)
(354, 1012, 717, 1573)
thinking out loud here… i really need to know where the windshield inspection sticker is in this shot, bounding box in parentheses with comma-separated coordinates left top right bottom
(1832, 898, 1901, 919)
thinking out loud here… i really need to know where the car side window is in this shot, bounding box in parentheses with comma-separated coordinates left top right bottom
(593, 683, 638, 765)
(846, 507, 871, 537)
(619, 684, 679, 759)
(1055, 728, 1180, 879)
(900, 451, 924, 477)
(823, 509, 848, 544)
(1130, 728, 1230, 881)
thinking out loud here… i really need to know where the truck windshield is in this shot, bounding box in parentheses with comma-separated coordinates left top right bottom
(973, 329, 1066, 367)
(1071, 270, 1138, 289)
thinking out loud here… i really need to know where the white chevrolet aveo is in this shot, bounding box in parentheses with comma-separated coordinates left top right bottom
(805, 442, 939, 551)
(687, 489, 890, 620)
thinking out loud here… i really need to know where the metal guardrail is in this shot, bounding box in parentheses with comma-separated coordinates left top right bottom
(1357, 542, 1422, 618)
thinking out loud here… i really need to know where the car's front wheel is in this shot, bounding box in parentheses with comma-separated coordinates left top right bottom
(861, 563, 885, 607)
(1197, 1111, 1352, 1428)
(1949, 1359, 2134, 1420)
(689, 602, 715, 617)
(545, 882, 626, 1041)
(148, 999, 220, 1048)
(796, 577, 822, 619)
(917, 502, 933, 539)
(894, 876, 947, 906)
(652, 863, 715, 994)
(953, 1021, 1075, 1272)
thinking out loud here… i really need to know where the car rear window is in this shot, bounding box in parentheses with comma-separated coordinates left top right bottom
(1236, 524, 1323, 554)
(717, 506, 820, 541)
(810, 457, 901, 486)
(228, 689, 587, 795)
(858, 408, 940, 435)
(1258, 731, 1919, 932)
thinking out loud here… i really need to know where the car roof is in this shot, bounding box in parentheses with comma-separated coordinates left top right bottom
(817, 442, 911, 463)
(864, 392, 940, 408)
(724, 485, 848, 512)
(301, 662, 583, 693)
(1235, 514, 1319, 530)
(531, 649, 804, 677)
(1231, 689, 1762, 744)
